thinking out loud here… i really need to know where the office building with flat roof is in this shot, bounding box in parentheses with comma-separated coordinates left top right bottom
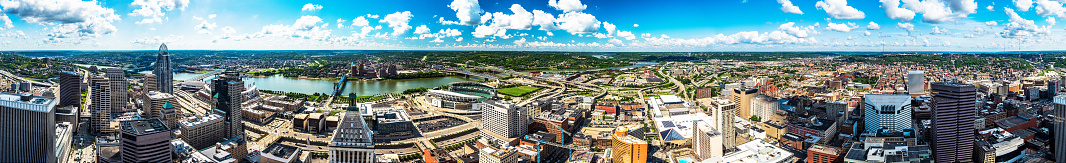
(212, 69, 245, 140)
(0, 92, 58, 163)
(929, 82, 976, 163)
(119, 119, 172, 162)
(1053, 95, 1066, 163)
(89, 75, 114, 135)
(105, 68, 128, 113)
(481, 100, 529, 140)
(180, 114, 227, 149)
(863, 94, 913, 134)
(328, 95, 376, 163)
(731, 88, 758, 120)
(692, 120, 722, 160)
(908, 71, 925, 95)
(59, 70, 81, 107)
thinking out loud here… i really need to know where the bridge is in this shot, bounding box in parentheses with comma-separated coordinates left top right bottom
(322, 75, 350, 106)
(185, 70, 224, 82)
(443, 70, 499, 81)
(0, 70, 52, 87)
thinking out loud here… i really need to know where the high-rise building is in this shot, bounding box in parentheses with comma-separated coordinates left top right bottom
(863, 94, 913, 134)
(212, 69, 245, 139)
(611, 125, 648, 163)
(929, 82, 976, 163)
(118, 119, 172, 162)
(480, 100, 529, 139)
(141, 91, 174, 119)
(89, 75, 114, 135)
(59, 71, 81, 107)
(328, 93, 376, 163)
(179, 114, 226, 149)
(807, 144, 844, 163)
(1053, 95, 1066, 163)
(721, 83, 742, 97)
(710, 98, 736, 150)
(105, 68, 128, 113)
(730, 88, 758, 120)
(750, 95, 778, 122)
(154, 43, 173, 94)
(159, 102, 179, 131)
(143, 74, 157, 93)
(692, 121, 722, 160)
(908, 71, 925, 95)
(0, 92, 57, 163)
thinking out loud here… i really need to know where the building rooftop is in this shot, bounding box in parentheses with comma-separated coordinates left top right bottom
(261, 143, 301, 162)
(121, 119, 170, 135)
(329, 112, 374, 148)
(0, 92, 56, 113)
(180, 114, 223, 128)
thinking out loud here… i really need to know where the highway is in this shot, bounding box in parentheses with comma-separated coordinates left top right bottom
(0, 69, 53, 87)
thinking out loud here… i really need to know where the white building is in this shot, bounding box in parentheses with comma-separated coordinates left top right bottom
(750, 95, 778, 122)
(481, 100, 528, 139)
(693, 120, 723, 160)
(863, 94, 913, 134)
(907, 71, 925, 95)
(699, 139, 793, 163)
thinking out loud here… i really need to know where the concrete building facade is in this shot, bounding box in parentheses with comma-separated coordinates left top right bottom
(0, 92, 57, 163)
(119, 119, 172, 162)
(863, 94, 913, 134)
(929, 82, 976, 163)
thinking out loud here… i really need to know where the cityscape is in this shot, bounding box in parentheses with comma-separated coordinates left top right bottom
(3, 0, 1066, 163)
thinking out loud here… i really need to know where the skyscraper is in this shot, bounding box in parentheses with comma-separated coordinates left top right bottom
(480, 100, 529, 139)
(0, 92, 57, 163)
(730, 88, 758, 120)
(118, 119, 172, 162)
(863, 94, 913, 134)
(153, 44, 173, 94)
(929, 82, 976, 163)
(1053, 95, 1066, 163)
(105, 68, 128, 113)
(611, 125, 648, 163)
(212, 69, 245, 139)
(908, 71, 925, 95)
(142, 74, 156, 93)
(711, 98, 737, 150)
(89, 75, 114, 135)
(692, 121, 723, 160)
(59, 71, 81, 107)
(328, 93, 375, 163)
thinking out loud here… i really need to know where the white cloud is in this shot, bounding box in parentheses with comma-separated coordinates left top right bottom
(431, 37, 444, 43)
(351, 16, 369, 27)
(633, 24, 639, 27)
(472, 25, 499, 38)
(902, 0, 959, 23)
(221, 26, 235, 34)
(778, 0, 805, 14)
(897, 22, 915, 31)
(456, 37, 464, 41)
(485, 4, 535, 30)
(986, 21, 998, 26)
(131, 35, 183, 46)
(447, 0, 483, 26)
(129, 0, 189, 24)
(617, 30, 636, 40)
(532, 10, 558, 30)
(549, 0, 587, 13)
(514, 38, 527, 45)
(195, 20, 217, 34)
(1015, 0, 1034, 12)
(1001, 7, 1051, 38)
(778, 22, 819, 37)
(987, 5, 994, 11)
(929, 26, 950, 35)
(441, 29, 462, 37)
(867, 22, 881, 29)
(1, 0, 121, 38)
(208, 14, 216, 19)
(603, 22, 616, 36)
(240, 15, 332, 40)
(635, 30, 818, 47)
(380, 11, 414, 36)
(337, 18, 345, 28)
(880, 0, 916, 22)
(555, 12, 600, 34)
(1035, 0, 1066, 18)
(302, 3, 323, 11)
(0, 14, 11, 30)
(825, 22, 857, 32)
(414, 25, 431, 34)
(946, 0, 979, 16)
(864, 31, 872, 36)
(816, 0, 866, 19)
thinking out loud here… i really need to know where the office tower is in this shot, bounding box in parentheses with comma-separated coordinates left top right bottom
(1054, 95, 1066, 163)
(59, 71, 81, 107)
(863, 94, 913, 134)
(179, 114, 226, 149)
(908, 70, 925, 95)
(929, 82, 976, 163)
(693, 121, 723, 160)
(142, 91, 175, 119)
(695, 87, 715, 99)
(750, 95, 778, 122)
(212, 69, 245, 139)
(328, 93, 375, 163)
(611, 125, 648, 163)
(159, 102, 179, 131)
(143, 74, 157, 93)
(105, 68, 128, 112)
(0, 92, 57, 163)
(730, 88, 758, 120)
(481, 100, 529, 138)
(89, 75, 114, 134)
(118, 119, 172, 162)
(154, 43, 173, 94)
(711, 98, 736, 150)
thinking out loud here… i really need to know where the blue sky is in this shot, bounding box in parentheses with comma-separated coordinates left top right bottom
(0, 0, 1064, 51)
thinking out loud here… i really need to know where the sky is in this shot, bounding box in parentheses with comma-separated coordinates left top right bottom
(0, 0, 1065, 52)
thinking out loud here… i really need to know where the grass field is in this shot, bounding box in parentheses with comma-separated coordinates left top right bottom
(497, 86, 543, 97)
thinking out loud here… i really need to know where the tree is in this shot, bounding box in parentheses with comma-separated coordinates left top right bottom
(749, 115, 761, 122)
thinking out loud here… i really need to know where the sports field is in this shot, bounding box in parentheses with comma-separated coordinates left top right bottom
(497, 86, 542, 97)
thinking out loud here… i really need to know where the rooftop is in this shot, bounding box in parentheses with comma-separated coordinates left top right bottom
(261, 143, 301, 162)
(0, 92, 56, 113)
(121, 119, 170, 135)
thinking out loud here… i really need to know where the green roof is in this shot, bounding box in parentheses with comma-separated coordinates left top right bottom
(162, 101, 174, 109)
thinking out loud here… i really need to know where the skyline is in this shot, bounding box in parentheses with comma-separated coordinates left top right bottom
(0, 0, 1065, 51)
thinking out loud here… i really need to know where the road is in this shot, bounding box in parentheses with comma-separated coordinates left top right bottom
(0, 69, 53, 87)
(658, 65, 689, 101)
